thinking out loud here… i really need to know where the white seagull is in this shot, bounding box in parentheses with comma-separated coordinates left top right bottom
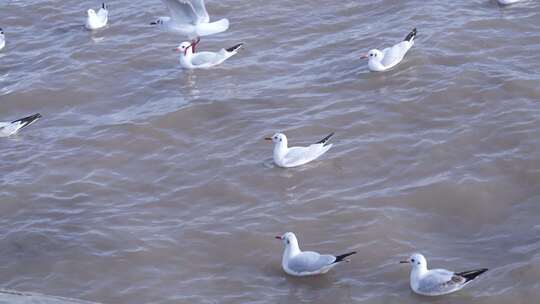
(400, 253, 488, 296)
(265, 132, 334, 168)
(361, 28, 417, 72)
(85, 3, 109, 30)
(151, 0, 229, 53)
(276, 232, 356, 277)
(0, 113, 42, 137)
(174, 41, 243, 69)
(498, 0, 521, 4)
(0, 28, 5, 51)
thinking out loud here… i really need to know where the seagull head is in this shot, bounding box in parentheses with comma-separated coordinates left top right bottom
(87, 9, 97, 17)
(265, 133, 287, 145)
(0, 28, 4, 36)
(400, 253, 427, 269)
(361, 49, 383, 61)
(174, 41, 193, 56)
(275, 232, 298, 247)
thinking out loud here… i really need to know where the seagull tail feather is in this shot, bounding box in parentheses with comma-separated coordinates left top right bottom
(226, 43, 244, 53)
(334, 251, 357, 263)
(457, 268, 488, 283)
(11, 113, 42, 130)
(404, 28, 417, 42)
(316, 132, 335, 146)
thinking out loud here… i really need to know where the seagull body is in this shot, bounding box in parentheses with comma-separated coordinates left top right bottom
(401, 253, 488, 296)
(276, 232, 356, 277)
(152, 0, 229, 41)
(498, 0, 521, 4)
(0, 113, 42, 137)
(362, 28, 417, 72)
(265, 132, 334, 168)
(174, 41, 243, 69)
(0, 28, 5, 51)
(85, 3, 109, 30)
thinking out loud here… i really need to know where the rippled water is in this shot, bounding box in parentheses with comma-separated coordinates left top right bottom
(1, 0, 540, 303)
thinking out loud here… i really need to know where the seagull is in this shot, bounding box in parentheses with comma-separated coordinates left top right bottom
(276, 232, 357, 277)
(361, 28, 417, 72)
(400, 253, 488, 296)
(0, 28, 5, 51)
(174, 41, 243, 69)
(151, 0, 229, 53)
(0, 113, 42, 137)
(85, 3, 109, 30)
(264, 132, 334, 168)
(498, 0, 521, 4)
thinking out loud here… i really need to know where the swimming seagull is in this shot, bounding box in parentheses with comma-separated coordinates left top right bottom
(0, 113, 42, 137)
(151, 0, 229, 53)
(85, 3, 109, 30)
(265, 132, 334, 168)
(400, 253, 488, 296)
(174, 41, 243, 69)
(361, 28, 417, 72)
(276, 232, 357, 276)
(0, 28, 5, 51)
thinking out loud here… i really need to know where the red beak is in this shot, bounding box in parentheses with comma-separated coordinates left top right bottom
(265, 137, 272, 141)
(275, 236, 282, 239)
(360, 54, 368, 59)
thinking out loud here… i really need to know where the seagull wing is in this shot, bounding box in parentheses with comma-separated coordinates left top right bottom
(0, 121, 24, 137)
(287, 251, 335, 274)
(162, 0, 199, 25)
(190, 0, 210, 23)
(97, 7, 108, 23)
(283, 143, 332, 167)
(417, 269, 464, 295)
(381, 41, 410, 67)
(0, 122, 11, 137)
(190, 51, 222, 66)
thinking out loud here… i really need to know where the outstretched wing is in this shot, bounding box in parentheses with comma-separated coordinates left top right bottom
(162, 0, 199, 25)
(191, 0, 210, 23)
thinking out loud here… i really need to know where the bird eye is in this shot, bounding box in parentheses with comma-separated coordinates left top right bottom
(411, 259, 415, 263)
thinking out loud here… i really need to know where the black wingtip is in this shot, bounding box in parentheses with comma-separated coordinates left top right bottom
(102, 3, 106, 9)
(226, 43, 244, 53)
(404, 28, 417, 42)
(457, 268, 488, 283)
(316, 132, 335, 145)
(334, 251, 357, 263)
(11, 113, 42, 129)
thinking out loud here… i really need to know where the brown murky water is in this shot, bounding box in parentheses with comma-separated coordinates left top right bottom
(1, 0, 540, 303)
